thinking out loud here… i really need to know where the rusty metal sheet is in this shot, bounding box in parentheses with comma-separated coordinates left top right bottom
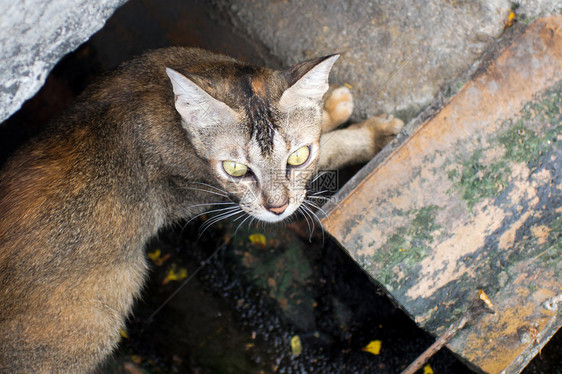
(322, 16, 562, 374)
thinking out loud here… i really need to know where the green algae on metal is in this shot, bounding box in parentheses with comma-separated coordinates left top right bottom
(449, 81, 562, 211)
(358, 205, 442, 290)
(448, 151, 510, 211)
(355, 79, 561, 347)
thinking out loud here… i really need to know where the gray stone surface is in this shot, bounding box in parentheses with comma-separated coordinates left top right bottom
(517, 0, 562, 18)
(0, 0, 127, 123)
(214, 0, 560, 122)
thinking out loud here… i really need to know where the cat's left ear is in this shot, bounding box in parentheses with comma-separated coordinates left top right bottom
(280, 54, 339, 109)
(166, 67, 237, 129)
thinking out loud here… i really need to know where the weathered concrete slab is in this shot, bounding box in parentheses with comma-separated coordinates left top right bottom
(215, 0, 539, 123)
(323, 16, 562, 373)
(0, 0, 127, 123)
(517, 0, 562, 19)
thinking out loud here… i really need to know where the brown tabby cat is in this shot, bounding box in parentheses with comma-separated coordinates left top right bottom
(0, 47, 403, 373)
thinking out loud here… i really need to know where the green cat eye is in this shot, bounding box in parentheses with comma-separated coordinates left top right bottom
(287, 146, 310, 166)
(222, 161, 248, 177)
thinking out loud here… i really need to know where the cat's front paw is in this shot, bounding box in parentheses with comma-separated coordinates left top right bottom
(349, 113, 404, 151)
(321, 86, 354, 132)
(349, 113, 403, 133)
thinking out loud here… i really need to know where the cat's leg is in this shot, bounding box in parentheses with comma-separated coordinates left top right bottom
(321, 86, 354, 132)
(318, 114, 404, 170)
(1, 305, 121, 373)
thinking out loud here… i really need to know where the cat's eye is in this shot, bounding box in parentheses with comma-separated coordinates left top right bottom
(222, 161, 249, 177)
(287, 146, 310, 166)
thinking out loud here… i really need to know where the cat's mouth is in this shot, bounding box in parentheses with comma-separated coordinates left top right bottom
(256, 202, 299, 223)
(236, 192, 305, 224)
(238, 200, 294, 223)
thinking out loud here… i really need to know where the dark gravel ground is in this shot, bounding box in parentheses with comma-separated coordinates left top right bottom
(101, 221, 476, 373)
(1, 1, 559, 373)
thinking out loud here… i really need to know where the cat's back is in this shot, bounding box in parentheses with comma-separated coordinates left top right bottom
(0, 46, 240, 315)
(0, 47, 231, 242)
(0, 47, 267, 372)
(0, 50, 183, 374)
(85, 47, 240, 100)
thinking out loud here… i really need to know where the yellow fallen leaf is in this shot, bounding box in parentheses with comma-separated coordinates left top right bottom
(478, 289, 494, 309)
(424, 364, 434, 374)
(147, 249, 170, 266)
(249, 233, 267, 248)
(148, 249, 161, 260)
(290, 335, 302, 357)
(162, 265, 188, 285)
(505, 10, 516, 28)
(362, 340, 382, 355)
(344, 83, 353, 89)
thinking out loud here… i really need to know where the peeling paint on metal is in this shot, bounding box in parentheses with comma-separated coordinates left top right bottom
(322, 16, 562, 374)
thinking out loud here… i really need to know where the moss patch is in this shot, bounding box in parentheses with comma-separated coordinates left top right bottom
(450, 81, 562, 210)
(363, 205, 442, 288)
(449, 151, 510, 211)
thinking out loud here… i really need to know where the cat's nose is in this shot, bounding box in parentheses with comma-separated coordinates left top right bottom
(267, 202, 289, 215)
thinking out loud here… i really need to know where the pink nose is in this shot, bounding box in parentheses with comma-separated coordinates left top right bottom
(268, 202, 289, 215)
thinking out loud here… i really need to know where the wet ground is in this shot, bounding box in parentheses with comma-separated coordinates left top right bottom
(1, 1, 560, 373)
(102, 219, 474, 374)
(98, 215, 560, 374)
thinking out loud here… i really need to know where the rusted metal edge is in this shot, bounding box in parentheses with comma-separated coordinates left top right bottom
(321, 21, 530, 217)
(321, 15, 562, 373)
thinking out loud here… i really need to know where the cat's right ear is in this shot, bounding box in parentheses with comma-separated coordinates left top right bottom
(280, 54, 339, 109)
(166, 67, 237, 129)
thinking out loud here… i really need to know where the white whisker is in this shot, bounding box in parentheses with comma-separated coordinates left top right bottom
(300, 204, 317, 242)
(232, 213, 247, 222)
(302, 204, 316, 233)
(233, 214, 252, 236)
(310, 171, 329, 184)
(307, 195, 331, 201)
(185, 205, 239, 227)
(199, 210, 239, 234)
(298, 206, 313, 241)
(191, 182, 230, 195)
(198, 209, 244, 239)
(302, 201, 325, 244)
(183, 186, 230, 199)
(187, 201, 237, 209)
(309, 189, 329, 196)
(305, 199, 328, 219)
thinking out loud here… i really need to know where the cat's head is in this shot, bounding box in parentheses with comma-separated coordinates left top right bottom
(166, 55, 338, 223)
